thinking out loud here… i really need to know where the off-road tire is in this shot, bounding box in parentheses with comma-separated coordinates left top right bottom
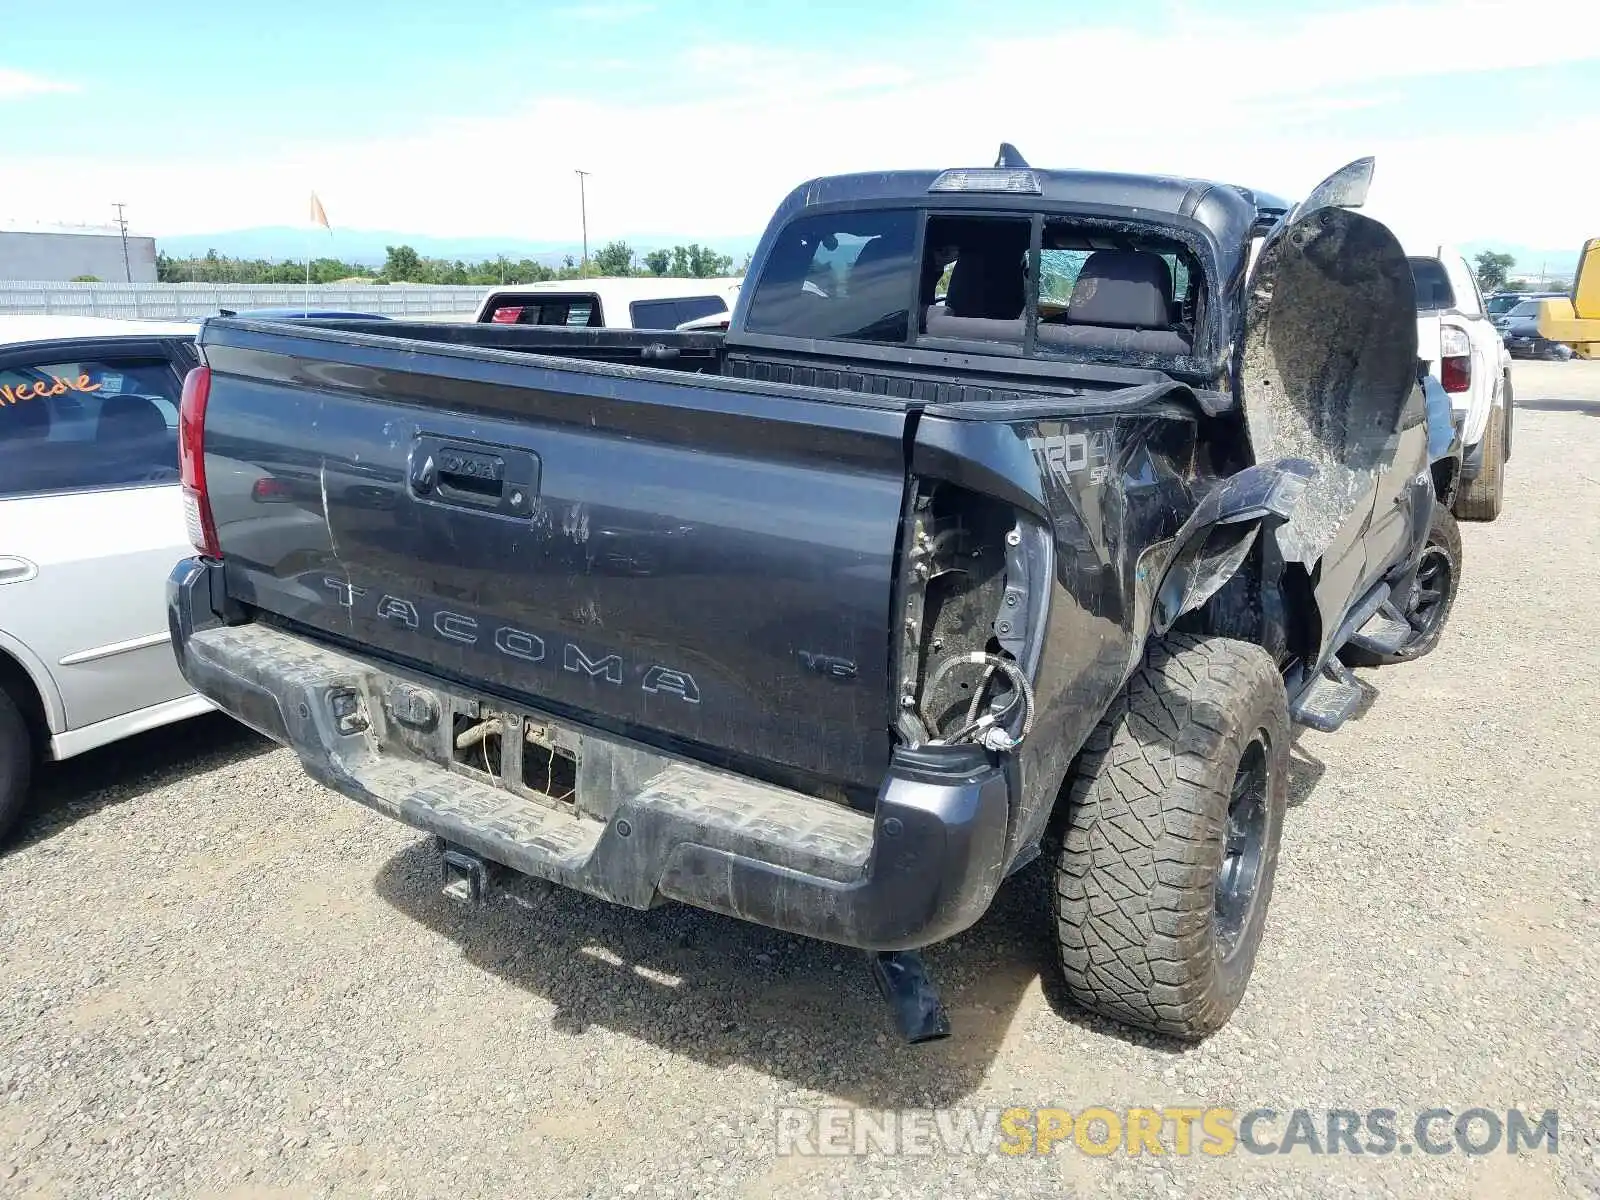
(1341, 507, 1462, 668)
(1052, 634, 1289, 1040)
(0, 690, 33, 844)
(1454, 399, 1505, 521)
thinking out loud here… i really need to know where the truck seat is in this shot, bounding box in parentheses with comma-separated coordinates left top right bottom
(95, 394, 169, 444)
(923, 241, 1026, 344)
(1038, 250, 1193, 355)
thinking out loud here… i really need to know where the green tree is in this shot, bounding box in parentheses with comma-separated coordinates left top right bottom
(507, 258, 556, 284)
(1474, 251, 1516, 292)
(686, 244, 734, 277)
(155, 248, 376, 284)
(643, 249, 671, 276)
(382, 245, 425, 282)
(310, 257, 371, 284)
(654, 244, 737, 278)
(592, 240, 636, 276)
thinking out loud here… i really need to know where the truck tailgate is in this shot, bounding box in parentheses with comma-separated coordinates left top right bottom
(199, 325, 909, 791)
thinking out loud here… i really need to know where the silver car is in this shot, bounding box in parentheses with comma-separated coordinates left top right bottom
(0, 316, 211, 839)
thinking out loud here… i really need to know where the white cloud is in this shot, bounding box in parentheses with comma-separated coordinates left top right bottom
(9, 0, 1598, 251)
(0, 68, 78, 99)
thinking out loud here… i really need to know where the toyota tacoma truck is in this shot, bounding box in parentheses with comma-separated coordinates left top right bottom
(167, 149, 1461, 1043)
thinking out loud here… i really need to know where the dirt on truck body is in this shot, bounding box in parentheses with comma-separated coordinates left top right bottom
(167, 147, 1462, 1044)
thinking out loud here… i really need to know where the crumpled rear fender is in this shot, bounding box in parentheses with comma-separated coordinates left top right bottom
(1152, 459, 1317, 635)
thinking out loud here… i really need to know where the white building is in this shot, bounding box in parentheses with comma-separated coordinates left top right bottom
(0, 222, 158, 283)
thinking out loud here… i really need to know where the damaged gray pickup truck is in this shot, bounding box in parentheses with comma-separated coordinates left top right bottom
(167, 148, 1462, 1044)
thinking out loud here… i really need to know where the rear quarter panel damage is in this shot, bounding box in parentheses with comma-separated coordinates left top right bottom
(914, 404, 1201, 867)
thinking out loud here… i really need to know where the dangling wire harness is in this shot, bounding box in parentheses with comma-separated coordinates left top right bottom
(921, 652, 1035, 751)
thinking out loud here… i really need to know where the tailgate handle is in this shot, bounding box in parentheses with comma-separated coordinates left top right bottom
(410, 437, 540, 519)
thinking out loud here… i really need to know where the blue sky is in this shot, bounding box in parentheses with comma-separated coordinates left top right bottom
(2, 0, 1596, 256)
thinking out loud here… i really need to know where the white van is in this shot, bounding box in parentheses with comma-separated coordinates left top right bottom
(473, 277, 742, 331)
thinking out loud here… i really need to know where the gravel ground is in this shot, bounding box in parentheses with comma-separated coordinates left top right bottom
(3, 361, 1598, 1199)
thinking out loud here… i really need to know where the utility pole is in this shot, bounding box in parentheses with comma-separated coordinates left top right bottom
(112, 203, 132, 282)
(574, 170, 590, 268)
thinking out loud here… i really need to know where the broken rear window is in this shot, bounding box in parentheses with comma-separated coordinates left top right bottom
(1030, 222, 1199, 359)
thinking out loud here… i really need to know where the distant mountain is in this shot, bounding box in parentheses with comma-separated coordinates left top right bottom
(155, 226, 760, 266)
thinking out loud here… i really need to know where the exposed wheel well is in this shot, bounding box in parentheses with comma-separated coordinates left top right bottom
(0, 651, 49, 756)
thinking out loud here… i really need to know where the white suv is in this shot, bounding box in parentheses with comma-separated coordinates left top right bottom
(1406, 244, 1513, 521)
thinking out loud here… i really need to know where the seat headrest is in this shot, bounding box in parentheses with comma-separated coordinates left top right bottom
(95, 394, 168, 443)
(1069, 250, 1175, 329)
(1417, 278, 1453, 307)
(0, 394, 52, 440)
(945, 227, 1030, 320)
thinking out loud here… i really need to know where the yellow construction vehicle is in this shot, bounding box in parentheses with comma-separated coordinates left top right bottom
(1535, 238, 1600, 358)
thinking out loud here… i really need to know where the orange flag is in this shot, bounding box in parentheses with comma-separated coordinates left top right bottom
(310, 192, 331, 232)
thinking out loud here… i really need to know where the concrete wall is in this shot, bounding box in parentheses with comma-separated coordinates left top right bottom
(0, 231, 159, 283)
(0, 281, 486, 320)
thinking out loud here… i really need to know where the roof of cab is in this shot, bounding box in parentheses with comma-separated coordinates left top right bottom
(756, 164, 1283, 273)
(0, 315, 198, 348)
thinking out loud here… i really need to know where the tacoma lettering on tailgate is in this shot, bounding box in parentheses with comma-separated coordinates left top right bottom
(321, 577, 701, 703)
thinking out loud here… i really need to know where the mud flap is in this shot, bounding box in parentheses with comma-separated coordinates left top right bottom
(1238, 159, 1419, 569)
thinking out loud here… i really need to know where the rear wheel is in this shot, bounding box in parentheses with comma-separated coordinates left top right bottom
(1052, 634, 1290, 1040)
(1342, 507, 1462, 667)
(1454, 400, 1504, 522)
(0, 691, 34, 844)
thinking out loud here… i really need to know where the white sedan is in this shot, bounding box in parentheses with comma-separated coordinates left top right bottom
(0, 316, 212, 839)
